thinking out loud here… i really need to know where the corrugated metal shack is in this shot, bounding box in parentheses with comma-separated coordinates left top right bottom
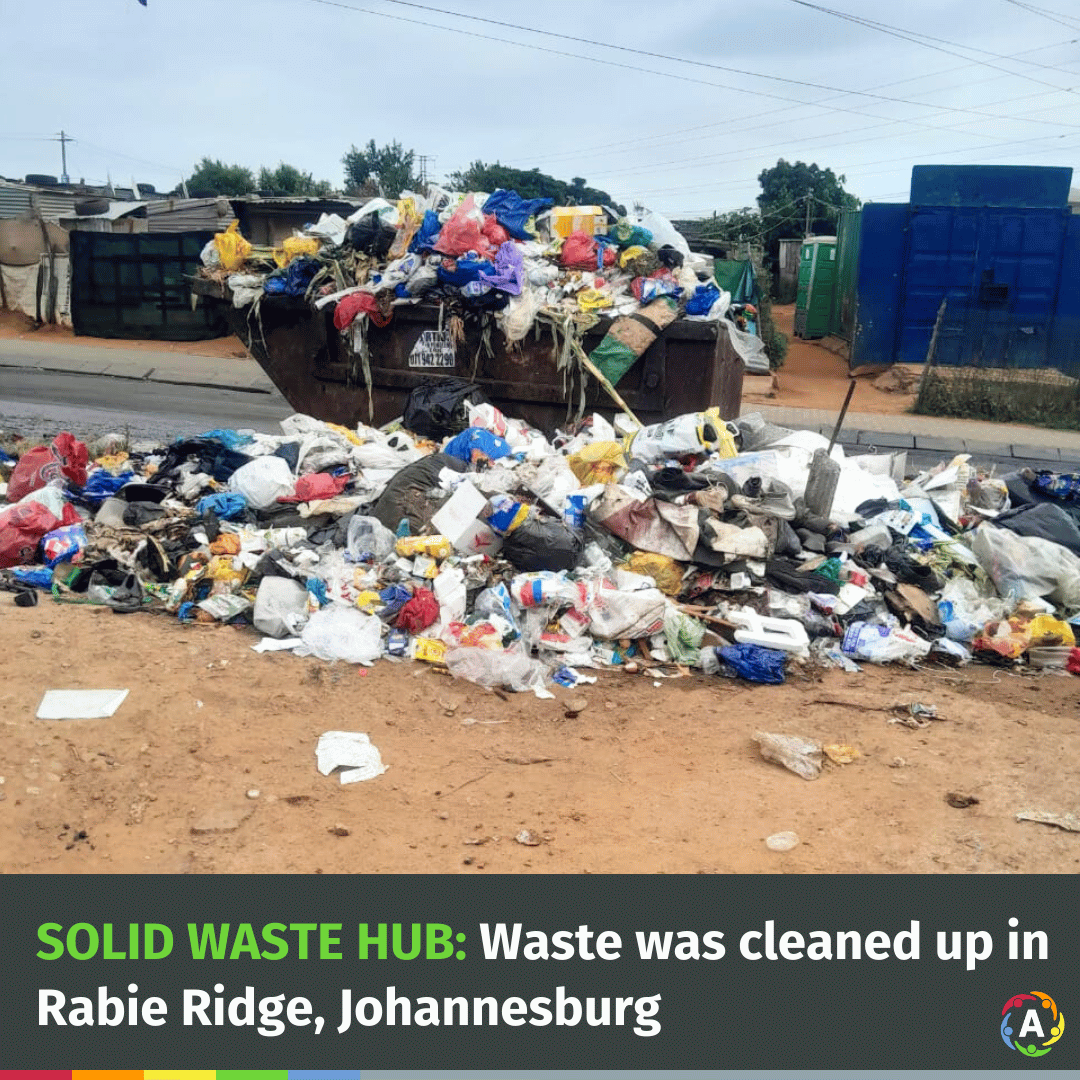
(229, 196, 360, 247)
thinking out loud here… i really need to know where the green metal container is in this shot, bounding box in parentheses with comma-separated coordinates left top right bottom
(794, 235, 837, 340)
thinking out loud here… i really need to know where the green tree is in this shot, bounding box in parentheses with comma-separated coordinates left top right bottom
(446, 162, 623, 213)
(756, 158, 860, 260)
(256, 162, 332, 197)
(342, 140, 419, 200)
(184, 157, 255, 198)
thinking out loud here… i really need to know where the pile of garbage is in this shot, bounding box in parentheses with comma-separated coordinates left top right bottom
(199, 188, 770, 376)
(3, 395, 1080, 690)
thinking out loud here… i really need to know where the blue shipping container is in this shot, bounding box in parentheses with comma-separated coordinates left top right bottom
(850, 165, 1078, 372)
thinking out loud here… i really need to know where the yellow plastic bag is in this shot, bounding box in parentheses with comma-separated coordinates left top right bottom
(273, 236, 320, 268)
(622, 552, 685, 595)
(1027, 614, 1075, 648)
(577, 288, 613, 313)
(388, 198, 423, 260)
(214, 220, 253, 272)
(568, 441, 627, 486)
(619, 244, 650, 269)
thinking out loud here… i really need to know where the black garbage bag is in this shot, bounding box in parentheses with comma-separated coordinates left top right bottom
(500, 514, 584, 572)
(347, 212, 396, 258)
(996, 502, 1080, 557)
(765, 557, 841, 595)
(402, 378, 490, 439)
(371, 453, 467, 533)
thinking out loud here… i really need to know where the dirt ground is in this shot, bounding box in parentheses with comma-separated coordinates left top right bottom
(0, 310, 250, 361)
(2, 600, 1078, 875)
(743, 305, 919, 416)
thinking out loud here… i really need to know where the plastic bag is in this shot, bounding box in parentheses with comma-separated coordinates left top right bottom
(346, 515, 396, 562)
(264, 256, 319, 297)
(443, 426, 513, 465)
(841, 621, 933, 663)
(0, 497, 78, 568)
(299, 605, 382, 665)
(561, 231, 615, 270)
(624, 552, 685, 596)
(213, 221, 252, 272)
(500, 514, 584, 572)
(409, 210, 442, 252)
(253, 577, 309, 639)
(665, 608, 704, 664)
(445, 646, 550, 696)
(478, 240, 524, 295)
(42, 523, 87, 569)
(631, 207, 691, 261)
(568, 441, 627, 486)
(626, 408, 736, 462)
(227, 456, 296, 509)
(273, 236, 320, 268)
(397, 589, 439, 632)
(971, 522, 1080, 607)
(434, 195, 493, 259)
(587, 582, 667, 639)
(482, 189, 553, 240)
(347, 213, 397, 258)
(8, 433, 89, 501)
(752, 731, 822, 779)
(402, 379, 490, 439)
(711, 644, 787, 684)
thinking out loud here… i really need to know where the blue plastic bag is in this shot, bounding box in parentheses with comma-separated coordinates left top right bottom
(81, 470, 136, 502)
(409, 210, 442, 253)
(11, 566, 54, 589)
(482, 189, 553, 240)
(437, 257, 495, 288)
(717, 644, 787, 684)
(198, 428, 253, 450)
(42, 523, 87, 569)
(378, 584, 411, 619)
(443, 426, 512, 463)
(195, 492, 248, 520)
(264, 256, 320, 297)
(686, 283, 722, 316)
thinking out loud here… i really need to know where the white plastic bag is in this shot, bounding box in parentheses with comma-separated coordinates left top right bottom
(840, 621, 932, 663)
(253, 577, 309, 639)
(753, 732, 822, 780)
(299, 605, 382, 665)
(346, 515, 396, 562)
(971, 523, 1080, 607)
(228, 456, 295, 509)
(445, 646, 551, 697)
(587, 582, 667, 639)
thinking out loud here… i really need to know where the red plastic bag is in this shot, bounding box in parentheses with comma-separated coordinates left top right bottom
(560, 231, 615, 270)
(334, 291, 393, 330)
(434, 196, 495, 259)
(396, 588, 439, 632)
(280, 472, 350, 503)
(7, 433, 89, 501)
(0, 499, 80, 568)
(481, 214, 510, 247)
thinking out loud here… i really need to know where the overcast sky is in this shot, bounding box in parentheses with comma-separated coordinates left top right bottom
(3, 0, 1078, 216)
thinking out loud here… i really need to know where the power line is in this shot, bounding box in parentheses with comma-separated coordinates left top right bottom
(1001, 0, 1080, 30)
(785, 0, 1080, 96)
(502, 36, 1080, 174)
(301, 0, 1080, 130)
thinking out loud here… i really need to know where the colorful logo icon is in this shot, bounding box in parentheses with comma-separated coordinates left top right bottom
(1001, 992, 1065, 1057)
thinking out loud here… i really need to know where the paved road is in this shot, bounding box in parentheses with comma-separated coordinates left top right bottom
(0, 368, 292, 445)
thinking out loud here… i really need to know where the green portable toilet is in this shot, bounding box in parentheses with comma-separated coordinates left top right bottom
(794, 235, 837, 339)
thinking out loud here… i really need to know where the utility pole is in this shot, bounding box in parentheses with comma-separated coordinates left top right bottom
(804, 191, 813, 238)
(416, 154, 434, 187)
(54, 130, 73, 184)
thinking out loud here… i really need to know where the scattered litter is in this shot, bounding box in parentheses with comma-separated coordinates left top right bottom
(945, 791, 979, 808)
(752, 732, 823, 780)
(765, 831, 800, 851)
(888, 702, 942, 729)
(1014, 809, 1080, 832)
(315, 730, 388, 784)
(823, 744, 860, 765)
(36, 689, 129, 720)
